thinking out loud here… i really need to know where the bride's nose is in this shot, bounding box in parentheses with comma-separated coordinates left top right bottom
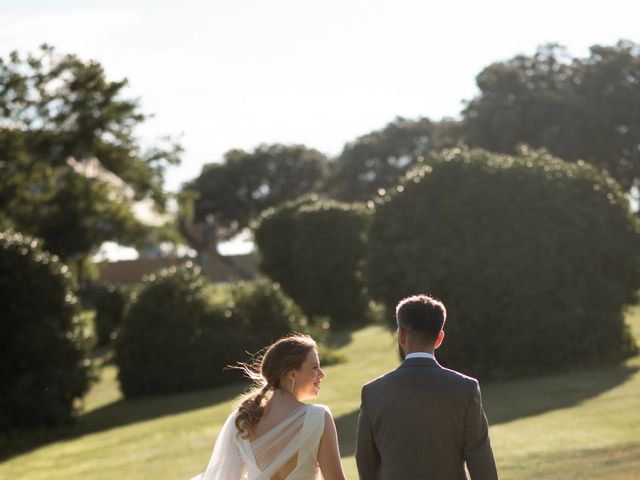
(319, 368, 326, 379)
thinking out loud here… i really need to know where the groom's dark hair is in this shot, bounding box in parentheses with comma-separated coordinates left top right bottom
(396, 294, 446, 341)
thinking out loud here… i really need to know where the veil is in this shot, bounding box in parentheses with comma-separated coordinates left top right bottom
(190, 411, 246, 480)
(191, 405, 320, 480)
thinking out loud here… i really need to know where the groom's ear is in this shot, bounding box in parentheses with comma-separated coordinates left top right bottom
(397, 326, 406, 346)
(434, 330, 445, 349)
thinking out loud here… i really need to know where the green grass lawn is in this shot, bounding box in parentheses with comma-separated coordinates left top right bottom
(2, 306, 640, 479)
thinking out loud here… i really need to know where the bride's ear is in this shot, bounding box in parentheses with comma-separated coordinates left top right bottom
(283, 369, 297, 393)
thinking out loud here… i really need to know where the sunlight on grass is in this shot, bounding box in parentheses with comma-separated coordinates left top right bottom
(1, 307, 640, 479)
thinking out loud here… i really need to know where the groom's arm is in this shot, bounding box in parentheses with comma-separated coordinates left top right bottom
(463, 381, 498, 480)
(355, 386, 381, 480)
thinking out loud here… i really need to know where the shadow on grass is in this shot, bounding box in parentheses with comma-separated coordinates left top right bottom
(482, 363, 638, 425)
(333, 362, 639, 458)
(80, 382, 240, 433)
(0, 382, 241, 463)
(335, 410, 360, 457)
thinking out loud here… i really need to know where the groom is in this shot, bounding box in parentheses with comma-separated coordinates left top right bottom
(355, 294, 498, 479)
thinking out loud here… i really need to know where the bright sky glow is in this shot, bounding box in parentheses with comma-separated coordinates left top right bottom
(3, 0, 638, 194)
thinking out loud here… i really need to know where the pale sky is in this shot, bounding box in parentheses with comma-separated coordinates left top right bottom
(3, 0, 639, 193)
(2, 1, 639, 258)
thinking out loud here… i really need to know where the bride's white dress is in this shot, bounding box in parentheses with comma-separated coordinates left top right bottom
(192, 404, 327, 480)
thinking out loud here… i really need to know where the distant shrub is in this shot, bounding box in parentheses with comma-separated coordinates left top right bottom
(220, 279, 308, 350)
(368, 147, 640, 379)
(0, 231, 94, 429)
(255, 197, 371, 327)
(317, 346, 348, 366)
(93, 284, 130, 346)
(116, 264, 216, 397)
(116, 265, 308, 397)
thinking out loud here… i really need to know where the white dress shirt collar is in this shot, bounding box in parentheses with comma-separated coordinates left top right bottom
(404, 352, 435, 360)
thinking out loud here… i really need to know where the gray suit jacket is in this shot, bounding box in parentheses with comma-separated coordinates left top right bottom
(355, 357, 498, 480)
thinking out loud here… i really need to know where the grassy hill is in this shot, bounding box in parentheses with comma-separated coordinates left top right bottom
(1, 306, 639, 479)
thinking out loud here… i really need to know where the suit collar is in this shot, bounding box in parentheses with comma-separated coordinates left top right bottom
(399, 357, 441, 369)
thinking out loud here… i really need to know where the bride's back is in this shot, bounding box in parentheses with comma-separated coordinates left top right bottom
(249, 395, 309, 480)
(251, 395, 303, 440)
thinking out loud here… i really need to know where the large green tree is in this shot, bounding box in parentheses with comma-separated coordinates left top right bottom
(180, 144, 328, 275)
(0, 45, 181, 274)
(463, 41, 640, 196)
(328, 117, 463, 202)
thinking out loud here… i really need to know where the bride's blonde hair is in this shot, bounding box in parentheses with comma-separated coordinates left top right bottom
(234, 334, 317, 437)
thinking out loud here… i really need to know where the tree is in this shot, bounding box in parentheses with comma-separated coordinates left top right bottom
(30, 170, 151, 259)
(328, 117, 463, 202)
(180, 144, 328, 275)
(0, 45, 181, 276)
(463, 41, 640, 195)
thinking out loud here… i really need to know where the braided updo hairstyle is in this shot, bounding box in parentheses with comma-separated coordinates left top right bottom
(234, 334, 317, 437)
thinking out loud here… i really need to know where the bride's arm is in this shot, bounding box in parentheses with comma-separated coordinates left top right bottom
(317, 410, 346, 480)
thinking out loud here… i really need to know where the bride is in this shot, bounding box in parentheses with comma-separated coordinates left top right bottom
(192, 334, 346, 480)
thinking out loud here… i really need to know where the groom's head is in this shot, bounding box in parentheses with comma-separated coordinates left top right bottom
(396, 294, 446, 357)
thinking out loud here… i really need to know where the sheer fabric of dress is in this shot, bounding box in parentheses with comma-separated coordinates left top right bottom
(191, 404, 327, 480)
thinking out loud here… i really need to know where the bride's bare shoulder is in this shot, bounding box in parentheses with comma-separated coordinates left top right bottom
(308, 403, 334, 420)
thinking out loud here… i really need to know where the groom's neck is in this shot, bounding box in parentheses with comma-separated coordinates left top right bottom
(403, 343, 435, 355)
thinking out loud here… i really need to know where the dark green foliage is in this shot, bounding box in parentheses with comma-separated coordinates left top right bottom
(0, 231, 93, 429)
(178, 144, 328, 280)
(369, 147, 640, 379)
(184, 144, 328, 244)
(93, 284, 130, 346)
(463, 41, 640, 192)
(116, 264, 216, 397)
(221, 279, 307, 350)
(33, 172, 149, 261)
(255, 197, 371, 327)
(0, 46, 181, 269)
(115, 264, 307, 397)
(317, 346, 348, 367)
(328, 117, 464, 202)
(254, 195, 318, 291)
(0, 45, 181, 205)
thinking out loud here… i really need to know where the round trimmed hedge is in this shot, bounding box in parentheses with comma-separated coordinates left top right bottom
(115, 264, 307, 398)
(255, 196, 371, 327)
(116, 264, 217, 397)
(0, 231, 94, 429)
(221, 278, 308, 349)
(369, 147, 640, 379)
(253, 195, 318, 294)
